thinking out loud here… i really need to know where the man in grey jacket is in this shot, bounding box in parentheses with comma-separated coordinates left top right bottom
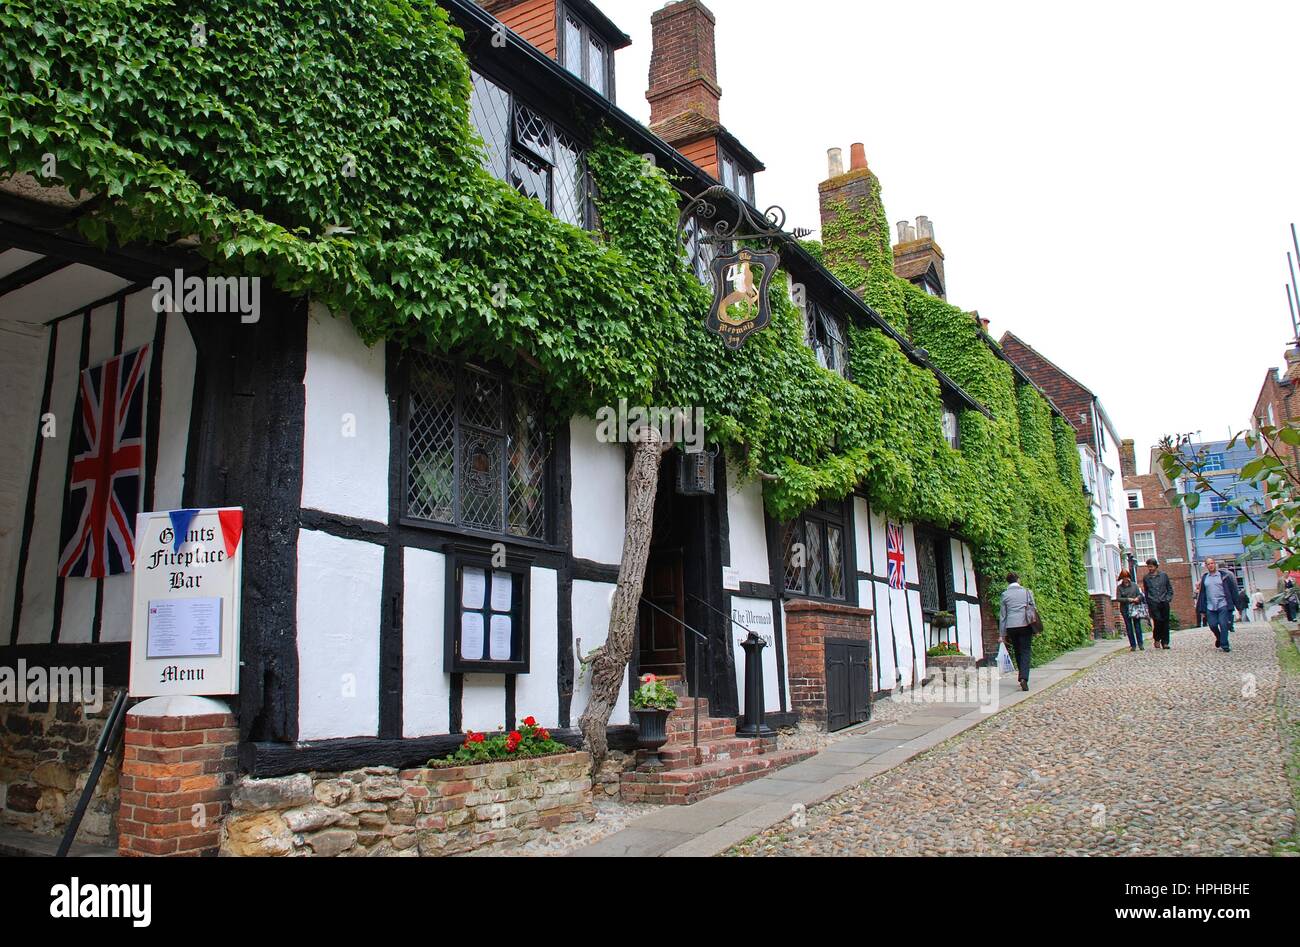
(999, 572, 1037, 691)
(1142, 558, 1174, 650)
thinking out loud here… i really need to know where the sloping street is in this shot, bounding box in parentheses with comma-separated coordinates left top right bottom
(733, 624, 1298, 856)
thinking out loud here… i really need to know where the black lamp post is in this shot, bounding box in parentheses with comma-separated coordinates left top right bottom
(736, 632, 775, 738)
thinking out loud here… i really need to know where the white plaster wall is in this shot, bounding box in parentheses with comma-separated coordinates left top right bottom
(570, 579, 629, 725)
(513, 566, 560, 728)
(17, 313, 82, 643)
(725, 466, 768, 584)
(461, 674, 506, 733)
(296, 529, 383, 740)
(401, 547, 449, 738)
(0, 322, 47, 639)
(732, 597, 781, 714)
(853, 496, 871, 574)
(569, 417, 625, 565)
(301, 303, 389, 524)
(149, 308, 196, 512)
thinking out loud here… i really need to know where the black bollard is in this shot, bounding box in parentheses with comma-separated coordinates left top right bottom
(736, 631, 775, 737)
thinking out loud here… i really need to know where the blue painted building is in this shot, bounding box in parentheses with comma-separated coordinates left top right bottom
(1176, 439, 1272, 596)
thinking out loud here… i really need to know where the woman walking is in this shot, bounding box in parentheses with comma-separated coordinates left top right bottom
(999, 572, 1039, 691)
(1116, 570, 1145, 651)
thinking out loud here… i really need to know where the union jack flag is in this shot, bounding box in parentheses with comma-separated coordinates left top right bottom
(886, 521, 906, 590)
(58, 345, 151, 578)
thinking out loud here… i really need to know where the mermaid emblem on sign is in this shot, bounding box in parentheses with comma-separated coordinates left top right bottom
(706, 247, 778, 348)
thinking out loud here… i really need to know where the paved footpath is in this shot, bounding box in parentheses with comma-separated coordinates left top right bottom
(731, 622, 1296, 856)
(575, 629, 1260, 857)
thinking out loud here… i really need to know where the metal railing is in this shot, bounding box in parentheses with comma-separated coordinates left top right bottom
(639, 597, 710, 749)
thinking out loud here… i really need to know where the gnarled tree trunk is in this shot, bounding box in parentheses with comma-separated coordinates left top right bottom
(579, 426, 663, 775)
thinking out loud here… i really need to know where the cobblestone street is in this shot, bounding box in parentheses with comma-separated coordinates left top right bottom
(732, 624, 1298, 856)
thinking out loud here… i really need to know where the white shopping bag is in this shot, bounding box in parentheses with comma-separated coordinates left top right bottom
(996, 642, 1014, 675)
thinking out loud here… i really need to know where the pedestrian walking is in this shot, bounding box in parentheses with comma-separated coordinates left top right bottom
(1142, 558, 1174, 650)
(1284, 577, 1299, 623)
(999, 572, 1040, 691)
(1116, 570, 1145, 651)
(1195, 557, 1242, 653)
(1250, 588, 1266, 624)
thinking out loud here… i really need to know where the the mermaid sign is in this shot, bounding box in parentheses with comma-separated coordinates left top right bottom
(679, 185, 795, 350)
(706, 248, 779, 348)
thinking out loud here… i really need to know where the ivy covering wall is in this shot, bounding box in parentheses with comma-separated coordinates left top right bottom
(0, 0, 1092, 655)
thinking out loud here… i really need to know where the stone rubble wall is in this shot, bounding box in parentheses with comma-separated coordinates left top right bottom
(0, 688, 124, 846)
(220, 751, 595, 857)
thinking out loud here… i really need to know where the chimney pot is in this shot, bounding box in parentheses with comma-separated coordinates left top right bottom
(916, 216, 933, 240)
(849, 142, 867, 171)
(827, 148, 844, 179)
(896, 220, 909, 243)
(904, 223, 917, 243)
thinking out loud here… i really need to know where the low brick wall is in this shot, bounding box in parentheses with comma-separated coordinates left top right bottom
(783, 599, 873, 726)
(220, 751, 595, 857)
(0, 687, 124, 846)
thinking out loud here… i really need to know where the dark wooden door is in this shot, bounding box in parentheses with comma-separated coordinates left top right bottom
(826, 638, 871, 731)
(638, 550, 686, 678)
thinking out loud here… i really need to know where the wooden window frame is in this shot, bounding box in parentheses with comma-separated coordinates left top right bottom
(444, 544, 533, 675)
(399, 354, 559, 551)
(557, 2, 615, 100)
(779, 499, 852, 604)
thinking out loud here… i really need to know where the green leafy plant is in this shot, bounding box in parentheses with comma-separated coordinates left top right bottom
(1157, 426, 1297, 575)
(926, 641, 964, 657)
(630, 673, 678, 711)
(931, 610, 956, 629)
(433, 716, 567, 766)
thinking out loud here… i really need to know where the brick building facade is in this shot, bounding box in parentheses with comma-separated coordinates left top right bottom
(1119, 440, 1197, 628)
(1000, 333, 1130, 637)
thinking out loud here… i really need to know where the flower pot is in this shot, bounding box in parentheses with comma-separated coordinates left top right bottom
(632, 707, 671, 768)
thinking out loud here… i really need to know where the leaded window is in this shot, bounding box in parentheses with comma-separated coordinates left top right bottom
(559, 6, 613, 99)
(782, 499, 849, 601)
(468, 71, 588, 228)
(718, 148, 754, 204)
(405, 354, 551, 542)
(941, 403, 960, 450)
(683, 214, 717, 290)
(806, 300, 849, 378)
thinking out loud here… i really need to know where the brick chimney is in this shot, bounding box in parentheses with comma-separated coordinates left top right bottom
(892, 216, 947, 299)
(648, 0, 721, 126)
(646, 0, 762, 189)
(1120, 438, 1136, 477)
(817, 142, 891, 294)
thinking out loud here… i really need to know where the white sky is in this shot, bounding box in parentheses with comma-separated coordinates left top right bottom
(607, 0, 1300, 474)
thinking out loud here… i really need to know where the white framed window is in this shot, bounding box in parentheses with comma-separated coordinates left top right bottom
(1133, 530, 1157, 564)
(941, 405, 960, 450)
(1126, 490, 1143, 509)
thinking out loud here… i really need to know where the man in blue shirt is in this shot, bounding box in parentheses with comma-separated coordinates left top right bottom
(1195, 557, 1241, 653)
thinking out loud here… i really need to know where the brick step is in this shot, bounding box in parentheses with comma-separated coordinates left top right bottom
(621, 748, 818, 806)
(665, 717, 735, 744)
(667, 696, 710, 718)
(657, 737, 767, 771)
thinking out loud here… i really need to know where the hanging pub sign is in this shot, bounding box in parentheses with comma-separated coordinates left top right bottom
(679, 184, 798, 350)
(706, 247, 779, 349)
(128, 508, 244, 697)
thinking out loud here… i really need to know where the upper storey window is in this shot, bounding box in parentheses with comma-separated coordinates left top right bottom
(560, 5, 613, 99)
(718, 148, 754, 205)
(469, 70, 588, 228)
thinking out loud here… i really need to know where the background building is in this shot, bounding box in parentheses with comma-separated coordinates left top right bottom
(1174, 438, 1271, 599)
(1000, 333, 1131, 636)
(1120, 440, 1197, 627)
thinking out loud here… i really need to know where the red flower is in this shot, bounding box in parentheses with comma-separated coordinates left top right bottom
(471, 732, 485, 744)
(508, 731, 521, 742)
(537, 728, 550, 741)
(642, 673, 657, 683)
(523, 716, 537, 727)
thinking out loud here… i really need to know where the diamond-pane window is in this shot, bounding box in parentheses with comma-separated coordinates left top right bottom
(554, 131, 585, 227)
(781, 499, 850, 602)
(470, 74, 589, 228)
(469, 71, 511, 182)
(405, 357, 551, 541)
